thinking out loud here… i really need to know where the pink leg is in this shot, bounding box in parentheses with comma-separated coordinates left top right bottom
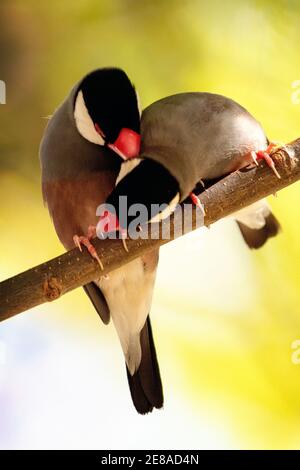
(87, 225, 97, 239)
(73, 226, 104, 270)
(97, 210, 129, 253)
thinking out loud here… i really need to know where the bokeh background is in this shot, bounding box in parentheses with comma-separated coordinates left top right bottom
(0, 0, 300, 450)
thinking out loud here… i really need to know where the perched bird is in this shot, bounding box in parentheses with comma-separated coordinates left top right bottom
(40, 68, 163, 414)
(104, 92, 281, 249)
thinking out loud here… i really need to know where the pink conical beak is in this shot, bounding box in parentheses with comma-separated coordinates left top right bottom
(108, 128, 141, 160)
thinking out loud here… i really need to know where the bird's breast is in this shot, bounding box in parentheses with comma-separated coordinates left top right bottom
(43, 170, 116, 250)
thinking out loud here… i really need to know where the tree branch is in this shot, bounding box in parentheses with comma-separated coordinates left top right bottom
(1, 139, 299, 322)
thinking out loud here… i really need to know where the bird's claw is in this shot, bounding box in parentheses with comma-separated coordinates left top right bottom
(251, 151, 259, 167)
(73, 230, 104, 270)
(190, 192, 206, 216)
(251, 142, 282, 179)
(121, 234, 129, 253)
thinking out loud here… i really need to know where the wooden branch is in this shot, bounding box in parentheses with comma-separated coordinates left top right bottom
(1, 139, 300, 322)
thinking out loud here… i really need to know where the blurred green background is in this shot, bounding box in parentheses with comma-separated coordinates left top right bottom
(0, 0, 300, 449)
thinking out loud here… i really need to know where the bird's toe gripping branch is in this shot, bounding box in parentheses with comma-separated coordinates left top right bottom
(251, 142, 283, 179)
(73, 226, 104, 270)
(189, 192, 206, 216)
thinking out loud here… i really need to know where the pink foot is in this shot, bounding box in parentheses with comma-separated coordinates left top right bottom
(190, 192, 206, 216)
(73, 226, 104, 270)
(251, 142, 281, 179)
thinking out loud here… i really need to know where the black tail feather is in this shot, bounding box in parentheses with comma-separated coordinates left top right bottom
(237, 212, 281, 249)
(126, 317, 163, 414)
(83, 282, 110, 324)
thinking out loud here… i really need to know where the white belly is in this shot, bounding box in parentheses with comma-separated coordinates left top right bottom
(97, 257, 157, 374)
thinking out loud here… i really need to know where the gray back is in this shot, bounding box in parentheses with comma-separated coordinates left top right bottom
(141, 92, 267, 200)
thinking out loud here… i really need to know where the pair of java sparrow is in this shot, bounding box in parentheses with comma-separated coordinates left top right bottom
(40, 68, 280, 414)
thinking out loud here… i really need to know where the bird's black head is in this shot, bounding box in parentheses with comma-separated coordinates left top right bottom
(97, 159, 180, 236)
(74, 68, 141, 158)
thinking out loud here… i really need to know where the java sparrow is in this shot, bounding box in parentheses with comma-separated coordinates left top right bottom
(40, 68, 163, 414)
(104, 92, 280, 249)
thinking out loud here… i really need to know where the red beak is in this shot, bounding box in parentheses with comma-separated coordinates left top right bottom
(108, 128, 141, 160)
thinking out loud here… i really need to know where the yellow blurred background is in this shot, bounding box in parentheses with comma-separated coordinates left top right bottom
(0, 0, 300, 449)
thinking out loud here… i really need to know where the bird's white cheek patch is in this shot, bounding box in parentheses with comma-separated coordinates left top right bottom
(74, 91, 105, 145)
(136, 90, 142, 116)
